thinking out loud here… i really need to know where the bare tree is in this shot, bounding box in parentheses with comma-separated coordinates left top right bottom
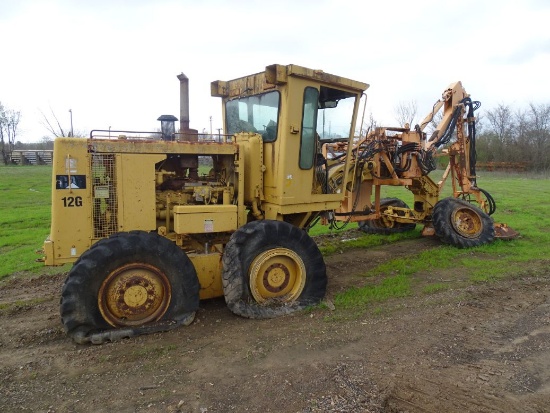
(527, 103, 550, 170)
(514, 108, 529, 142)
(40, 107, 68, 138)
(485, 104, 515, 144)
(0, 102, 21, 165)
(476, 102, 550, 170)
(0, 103, 6, 164)
(394, 100, 418, 128)
(474, 112, 485, 136)
(359, 112, 378, 137)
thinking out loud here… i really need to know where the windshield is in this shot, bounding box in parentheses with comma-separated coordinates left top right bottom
(317, 86, 356, 141)
(225, 91, 280, 142)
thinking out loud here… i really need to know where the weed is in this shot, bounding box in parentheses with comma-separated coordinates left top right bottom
(372, 306, 384, 315)
(0, 296, 52, 313)
(422, 283, 450, 294)
(131, 344, 177, 358)
(335, 274, 410, 309)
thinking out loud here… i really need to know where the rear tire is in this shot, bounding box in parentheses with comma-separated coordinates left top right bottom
(60, 231, 200, 344)
(222, 220, 327, 318)
(432, 197, 494, 248)
(359, 198, 416, 235)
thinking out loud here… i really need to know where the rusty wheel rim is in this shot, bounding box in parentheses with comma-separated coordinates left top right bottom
(451, 206, 483, 238)
(98, 263, 171, 327)
(249, 248, 306, 303)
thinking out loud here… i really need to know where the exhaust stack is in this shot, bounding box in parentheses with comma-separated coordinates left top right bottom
(177, 73, 190, 133)
(176, 72, 198, 178)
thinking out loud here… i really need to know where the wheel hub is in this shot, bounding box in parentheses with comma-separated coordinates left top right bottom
(263, 263, 290, 292)
(451, 207, 483, 238)
(99, 263, 171, 327)
(249, 248, 306, 303)
(124, 284, 149, 307)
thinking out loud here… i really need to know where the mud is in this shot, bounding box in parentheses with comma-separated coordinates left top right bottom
(1, 235, 549, 412)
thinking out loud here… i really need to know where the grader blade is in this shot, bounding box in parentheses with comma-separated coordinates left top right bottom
(494, 223, 520, 240)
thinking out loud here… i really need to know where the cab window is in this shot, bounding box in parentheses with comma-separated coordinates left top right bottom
(225, 91, 280, 142)
(299, 87, 319, 169)
(317, 86, 357, 141)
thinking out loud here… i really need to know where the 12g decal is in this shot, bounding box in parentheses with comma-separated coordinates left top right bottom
(62, 196, 83, 207)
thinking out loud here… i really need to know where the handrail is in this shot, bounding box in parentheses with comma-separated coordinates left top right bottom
(90, 129, 161, 139)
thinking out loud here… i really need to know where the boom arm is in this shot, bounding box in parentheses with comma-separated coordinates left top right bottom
(419, 81, 470, 151)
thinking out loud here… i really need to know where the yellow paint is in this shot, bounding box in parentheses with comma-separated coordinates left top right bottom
(189, 253, 224, 299)
(173, 205, 238, 234)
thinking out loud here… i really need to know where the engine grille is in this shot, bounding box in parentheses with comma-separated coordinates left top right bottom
(91, 154, 118, 238)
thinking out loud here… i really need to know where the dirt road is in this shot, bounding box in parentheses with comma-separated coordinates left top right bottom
(1, 236, 549, 412)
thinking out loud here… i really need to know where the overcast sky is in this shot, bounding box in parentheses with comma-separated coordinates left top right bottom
(1, 0, 549, 142)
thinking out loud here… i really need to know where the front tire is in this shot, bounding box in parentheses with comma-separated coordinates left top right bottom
(60, 231, 200, 344)
(222, 220, 327, 318)
(432, 197, 494, 248)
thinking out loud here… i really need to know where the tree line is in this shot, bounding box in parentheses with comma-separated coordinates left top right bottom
(391, 100, 550, 172)
(0, 103, 75, 165)
(475, 103, 550, 171)
(0, 102, 21, 165)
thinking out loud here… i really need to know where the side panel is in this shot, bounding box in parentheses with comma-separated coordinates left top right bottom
(173, 205, 238, 234)
(46, 138, 93, 264)
(118, 154, 165, 232)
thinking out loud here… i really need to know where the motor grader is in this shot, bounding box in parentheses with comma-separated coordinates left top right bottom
(41, 64, 510, 344)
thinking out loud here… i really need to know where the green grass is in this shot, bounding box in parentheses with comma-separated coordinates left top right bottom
(422, 282, 450, 294)
(318, 229, 421, 255)
(327, 171, 550, 312)
(0, 165, 55, 278)
(334, 273, 411, 309)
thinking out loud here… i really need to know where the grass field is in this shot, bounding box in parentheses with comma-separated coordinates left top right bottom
(330, 170, 550, 308)
(1, 166, 549, 309)
(0, 165, 56, 278)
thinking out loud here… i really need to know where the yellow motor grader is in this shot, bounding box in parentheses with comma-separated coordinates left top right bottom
(40, 64, 512, 343)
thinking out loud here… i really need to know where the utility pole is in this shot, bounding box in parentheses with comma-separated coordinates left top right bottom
(69, 109, 74, 137)
(209, 116, 213, 136)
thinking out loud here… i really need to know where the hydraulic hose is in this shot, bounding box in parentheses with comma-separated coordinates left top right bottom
(478, 187, 497, 215)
